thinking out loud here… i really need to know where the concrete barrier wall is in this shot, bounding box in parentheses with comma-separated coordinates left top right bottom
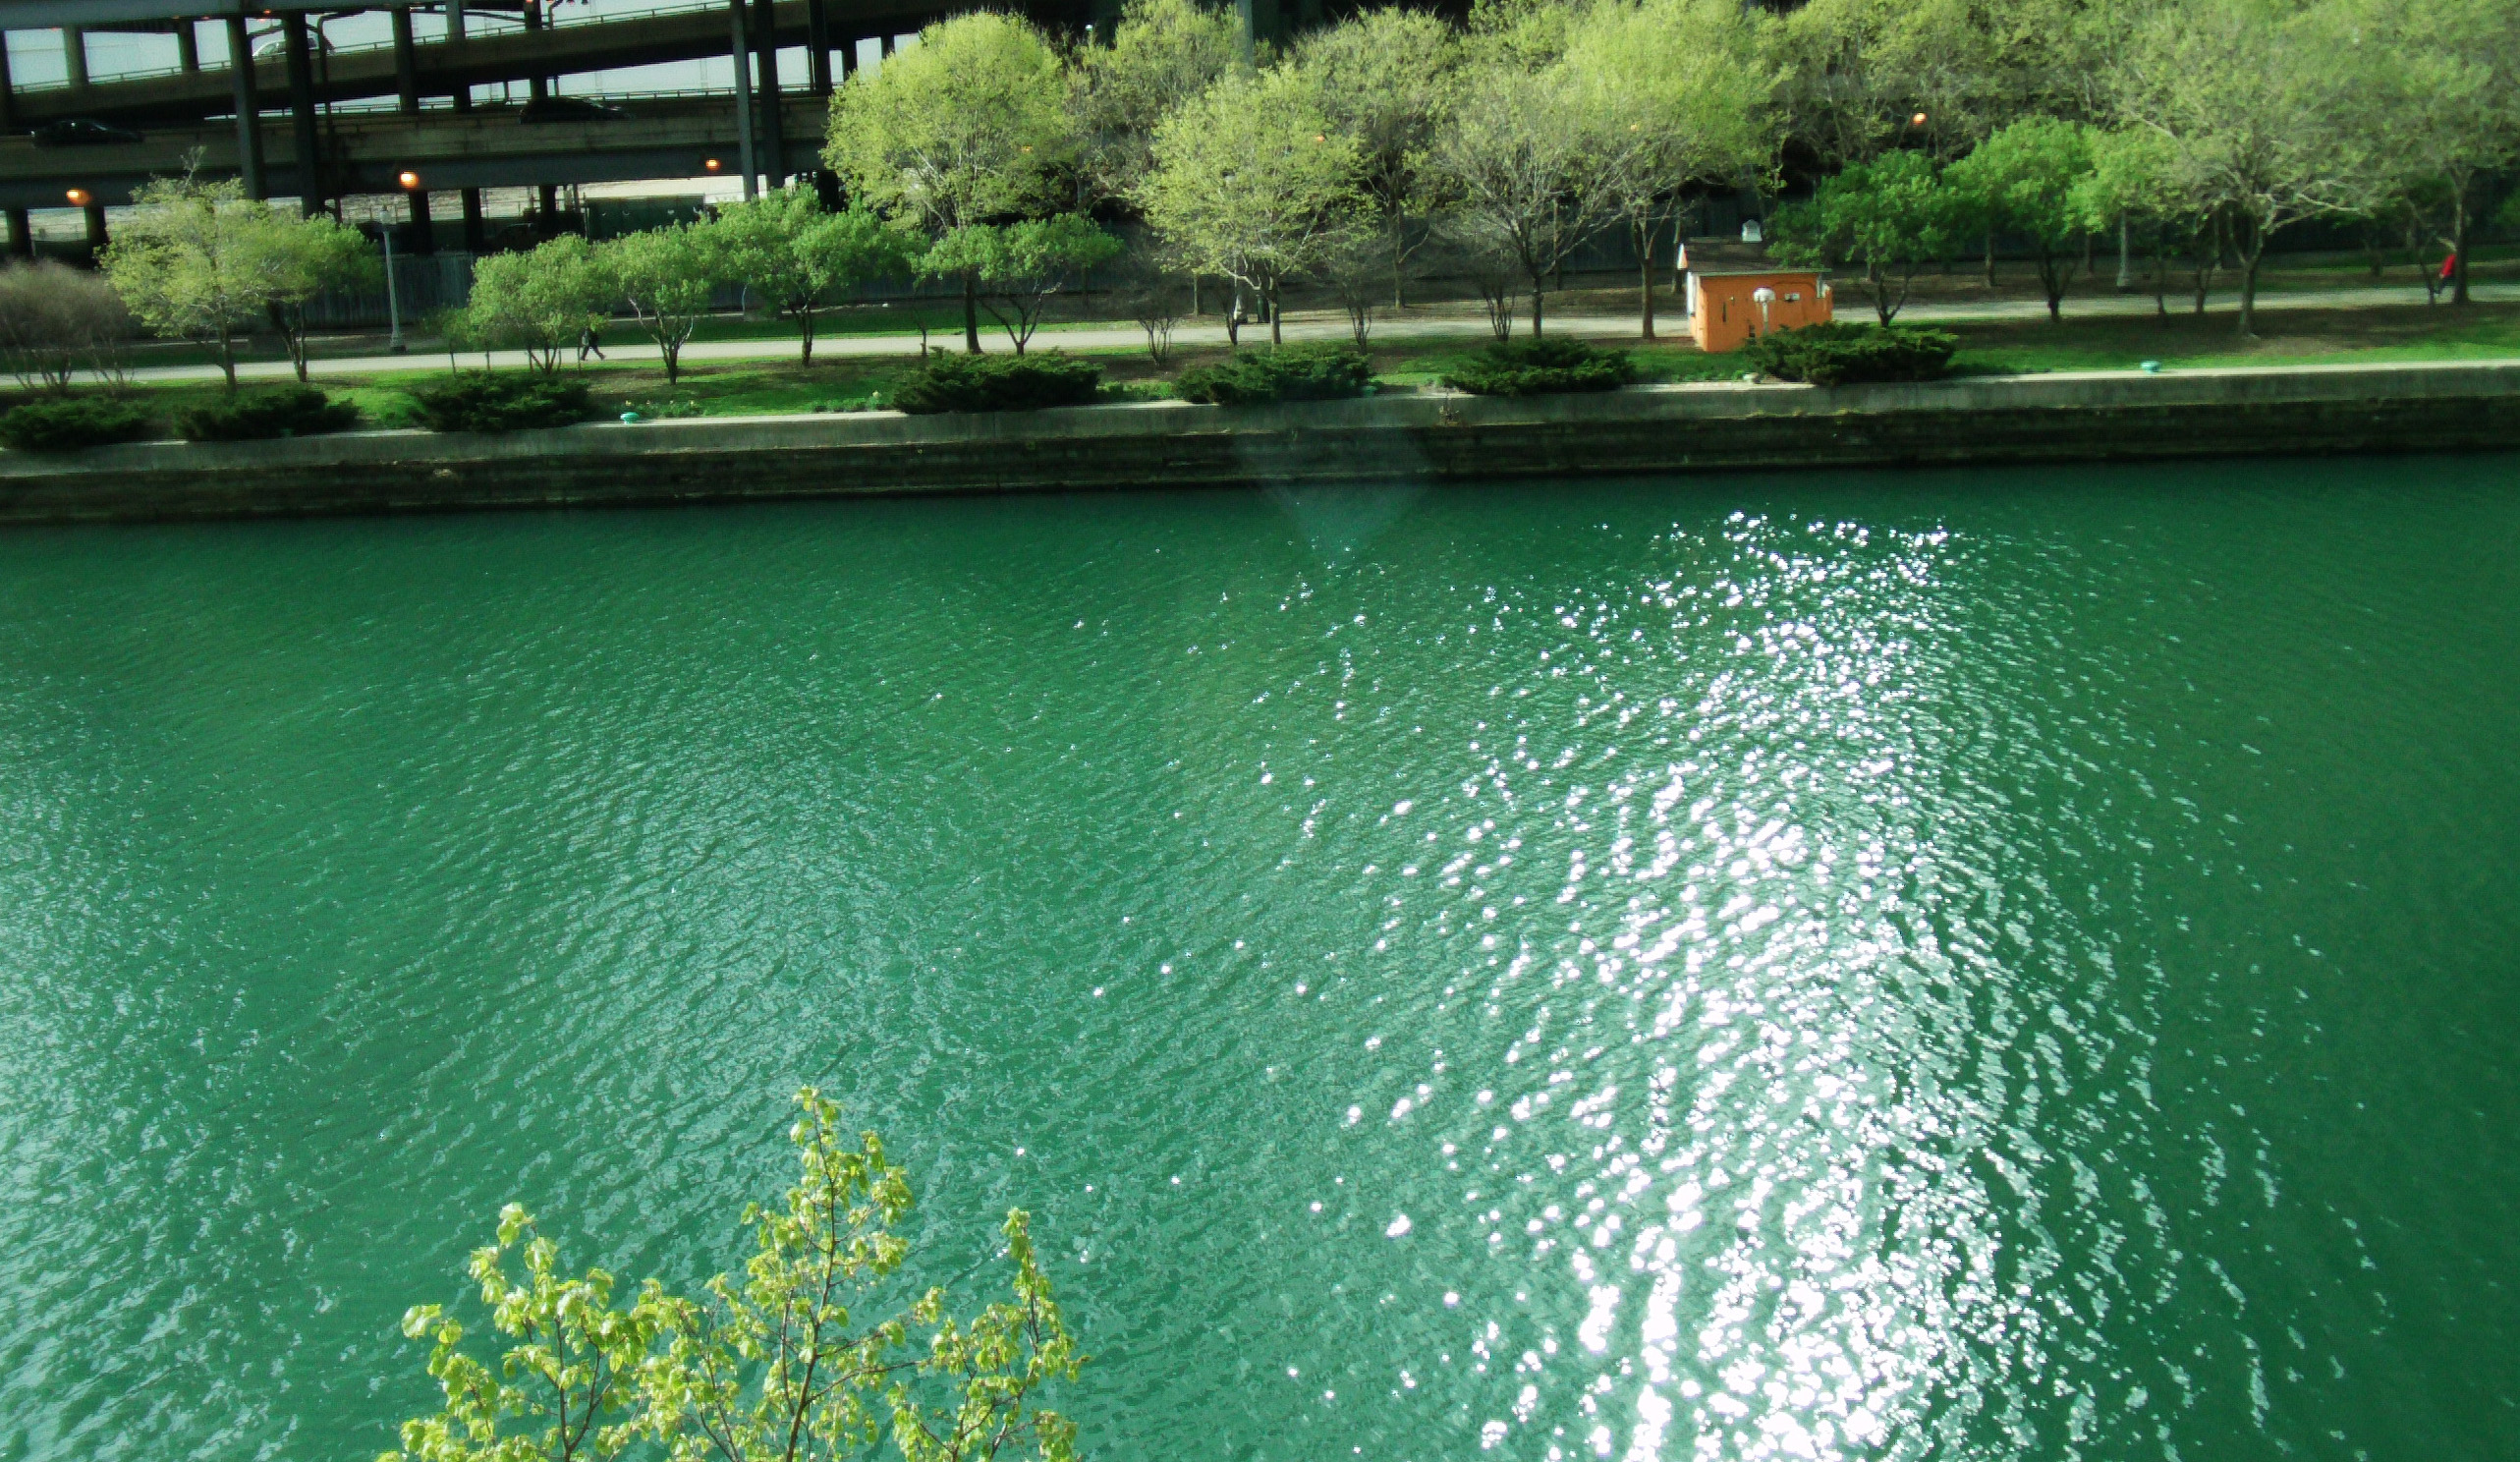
(5, 362, 2518, 527)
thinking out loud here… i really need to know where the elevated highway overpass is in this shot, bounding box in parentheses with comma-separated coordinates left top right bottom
(0, 0, 1341, 254)
(0, 91, 833, 205)
(0, 1, 1001, 130)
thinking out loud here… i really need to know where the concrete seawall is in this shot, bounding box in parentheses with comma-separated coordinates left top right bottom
(5, 361, 2518, 526)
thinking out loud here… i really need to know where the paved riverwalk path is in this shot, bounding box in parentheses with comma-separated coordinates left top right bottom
(110, 277, 2520, 386)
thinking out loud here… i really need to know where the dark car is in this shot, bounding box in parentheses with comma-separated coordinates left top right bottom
(518, 95, 629, 124)
(30, 118, 144, 148)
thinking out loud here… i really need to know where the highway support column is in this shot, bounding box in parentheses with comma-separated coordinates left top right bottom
(807, 0, 831, 94)
(729, 0, 758, 200)
(391, 6, 434, 254)
(392, 5, 420, 111)
(523, 1, 556, 220)
(225, 14, 266, 199)
(282, 14, 323, 217)
(447, 1, 485, 252)
(753, 0, 784, 189)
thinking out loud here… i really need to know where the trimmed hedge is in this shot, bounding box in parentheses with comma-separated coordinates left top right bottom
(892, 352, 1104, 414)
(411, 373, 594, 433)
(1442, 337, 1637, 396)
(1173, 343, 1372, 405)
(1742, 323, 1957, 386)
(0, 396, 157, 453)
(174, 385, 362, 442)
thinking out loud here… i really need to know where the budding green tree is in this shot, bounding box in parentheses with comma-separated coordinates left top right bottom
(2335, 0, 2520, 306)
(382, 1089, 1086, 1462)
(714, 188, 920, 364)
(1565, 0, 1779, 338)
(1140, 68, 1362, 347)
(824, 13, 1074, 353)
(1427, 59, 1612, 337)
(99, 172, 293, 388)
(465, 234, 614, 373)
(265, 214, 380, 381)
(387, 1205, 671, 1462)
(1070, 0, 1248, 207)
(2107, 0, 2382, 335)
(1287, 7, 1461, 308)
(921, 216, 1120, 355)
(1945, 116, 2096, 320)
(1769, 148, 1959, 323)
(602, 224, 727, 383)
(2071, 126, 2212, 314)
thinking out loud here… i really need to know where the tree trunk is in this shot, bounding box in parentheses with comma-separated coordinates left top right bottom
(2116, 217, 2132, 292)
(1635, 214, 1656, 340)
(1268, 279, 1283, 345)
(1983, 232, 1995, 287)
(801, 308, 814, 365)
(663, 338, 682, 382)
(217, 326, 237, 389)
(1531, 279, 1545, 337)
(1391, 220, 1408, 310)
(962, 274, 982, 353)
(2451, 183, 2472, 307)
(2235, 218, 2265, 338)
(2153, 246, 2167, 316)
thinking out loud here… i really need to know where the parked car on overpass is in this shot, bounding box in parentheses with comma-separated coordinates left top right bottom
(31, 119, 146, 148)
(519, 95, 631, 125)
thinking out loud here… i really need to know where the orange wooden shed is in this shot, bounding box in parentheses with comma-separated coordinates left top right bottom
(1688, 269, 1833, 353)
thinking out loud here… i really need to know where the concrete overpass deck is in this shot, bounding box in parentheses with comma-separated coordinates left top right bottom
(0, 0, 977, 129)
(0, 91, 830, 205)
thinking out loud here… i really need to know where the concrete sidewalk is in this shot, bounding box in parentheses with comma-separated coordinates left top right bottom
(105, 277, 2520, 386)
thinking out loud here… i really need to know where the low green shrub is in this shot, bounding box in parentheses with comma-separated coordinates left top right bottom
(1441, 337, 1638, 396)
(0, 396, 157, 453)
(1742, 322, 1957, 386)
(891, 352, 1103, 414)
(410, 373, 594, 433)
(174, 385, 362, 442)
(1173, 343, 1373, 405)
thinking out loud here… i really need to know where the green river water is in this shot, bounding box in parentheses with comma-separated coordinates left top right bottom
(2, 459, 2516, 1462)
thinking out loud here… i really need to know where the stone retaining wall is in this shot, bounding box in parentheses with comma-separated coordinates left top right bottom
(4, 362, 2516, 526)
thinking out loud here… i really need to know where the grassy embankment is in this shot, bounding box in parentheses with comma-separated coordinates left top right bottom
(82, 298, 2520, 431)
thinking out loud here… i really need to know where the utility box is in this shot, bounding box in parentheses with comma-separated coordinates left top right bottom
(1688, 269, 1832, 353)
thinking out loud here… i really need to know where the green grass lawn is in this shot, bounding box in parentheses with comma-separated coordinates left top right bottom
(31, 300, 2520, 441)
(1941, 301, 2520, 375)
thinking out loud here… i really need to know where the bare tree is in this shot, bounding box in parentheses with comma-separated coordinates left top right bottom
(2108, 0, 2384, 335)
(1426, 62, 1614, 336)
(1316, 228, 1389, 349)
(1111, 246, 1190, 366)
(0, 260, 133, 393)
